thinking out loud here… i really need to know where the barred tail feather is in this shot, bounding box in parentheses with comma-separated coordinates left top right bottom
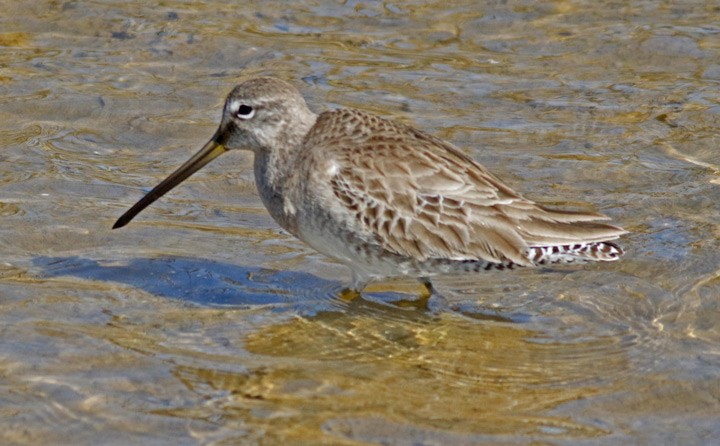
(428, 241, 624, 275)
(529, 241, 624, 266)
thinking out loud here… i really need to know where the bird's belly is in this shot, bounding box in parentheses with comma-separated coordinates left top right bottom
(296, 213, 418, 280)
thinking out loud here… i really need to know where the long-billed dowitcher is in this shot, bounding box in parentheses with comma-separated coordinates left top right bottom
(113, 77, 626, 294)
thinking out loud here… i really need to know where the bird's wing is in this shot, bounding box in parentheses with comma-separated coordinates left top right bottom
(301, 109, 625, 266)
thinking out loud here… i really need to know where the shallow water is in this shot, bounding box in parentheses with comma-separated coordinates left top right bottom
(1, 1, 719, 444)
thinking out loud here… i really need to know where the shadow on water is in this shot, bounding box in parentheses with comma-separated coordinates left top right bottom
(31, 255, 524, 323)
(33, 255, 342, 311)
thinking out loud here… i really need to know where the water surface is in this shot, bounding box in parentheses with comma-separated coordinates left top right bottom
(1, 1, 719, 444)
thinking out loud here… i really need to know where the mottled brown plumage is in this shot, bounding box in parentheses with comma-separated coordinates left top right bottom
(114, 77, 626, 292)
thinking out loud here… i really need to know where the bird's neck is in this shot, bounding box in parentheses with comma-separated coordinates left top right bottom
(253, 110, 317, 234)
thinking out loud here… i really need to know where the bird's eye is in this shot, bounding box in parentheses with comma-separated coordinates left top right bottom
(236, 104, 255, 120)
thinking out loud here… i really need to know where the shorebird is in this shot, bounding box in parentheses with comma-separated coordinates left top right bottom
(113, 77, 626, 295)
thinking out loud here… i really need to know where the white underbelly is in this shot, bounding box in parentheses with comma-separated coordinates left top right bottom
(296, 215, 417, 281)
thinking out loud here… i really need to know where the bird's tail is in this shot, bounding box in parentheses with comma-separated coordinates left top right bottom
(528, 241, 624, 266)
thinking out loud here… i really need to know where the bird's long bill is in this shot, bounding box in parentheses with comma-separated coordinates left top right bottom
(112, 130, 228, 229)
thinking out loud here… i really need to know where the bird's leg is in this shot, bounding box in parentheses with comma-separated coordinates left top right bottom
(338, 273, 368, 301)
(419, 277, 435, 299)
(410, 277, 434, 308)
(418, 277, 448, 314)
(338, 288, 362, 301)
(393, 277, 436, 308)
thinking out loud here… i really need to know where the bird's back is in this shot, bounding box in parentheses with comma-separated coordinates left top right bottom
(288, 108, 625, 275)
